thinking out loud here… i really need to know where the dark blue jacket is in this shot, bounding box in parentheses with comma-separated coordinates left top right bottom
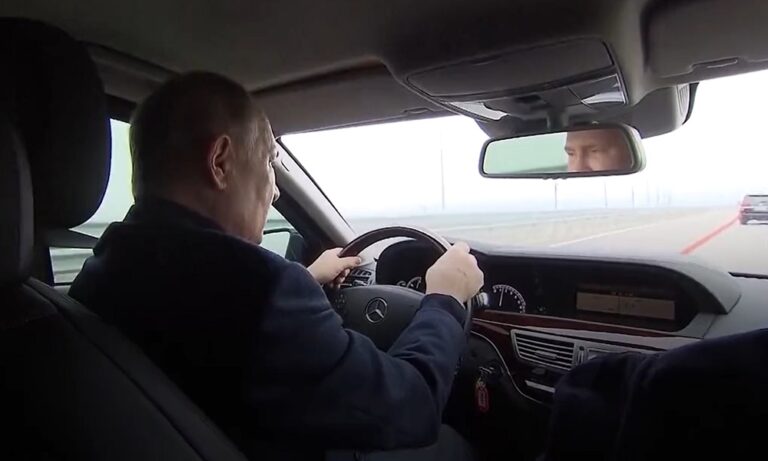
(70, 198, 467, 457)
(544, 328, 768, 460)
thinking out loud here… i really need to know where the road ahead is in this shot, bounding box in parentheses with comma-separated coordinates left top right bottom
(351, 207, 768, 275)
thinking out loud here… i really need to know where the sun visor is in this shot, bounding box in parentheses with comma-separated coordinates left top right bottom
(403, 39, 627, 123)
(253, 66, 446, 135)
(649, 0, 768, 80)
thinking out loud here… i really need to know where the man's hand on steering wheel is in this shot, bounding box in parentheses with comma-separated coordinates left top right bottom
(329, 227, 487, 350)
(307, 248, 363, 288)
(425, 242, 484, 306)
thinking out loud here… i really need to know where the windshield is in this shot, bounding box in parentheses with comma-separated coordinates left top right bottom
(283, 70, 768, 276)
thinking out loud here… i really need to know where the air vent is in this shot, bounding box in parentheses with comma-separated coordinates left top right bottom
(340, 268, 374, 289)
(512, 331, 576, 371)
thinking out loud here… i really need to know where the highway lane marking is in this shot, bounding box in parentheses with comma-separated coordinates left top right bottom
(434, 212, 633, 233)
(548, 221, 667, 248)
(430, 210, 705, 234)
(680, 215, 739, 255)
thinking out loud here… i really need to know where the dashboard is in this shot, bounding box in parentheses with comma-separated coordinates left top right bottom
(376, 240, 701, 332)
(369, 239, 768, 404)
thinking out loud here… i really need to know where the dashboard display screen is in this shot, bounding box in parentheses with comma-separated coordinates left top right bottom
(576, 289, 676, 321)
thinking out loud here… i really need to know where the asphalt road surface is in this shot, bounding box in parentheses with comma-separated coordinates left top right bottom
(52, 207, 768, 284)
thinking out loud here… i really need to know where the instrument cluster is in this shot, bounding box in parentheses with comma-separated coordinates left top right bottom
(377, 239, 693, 331)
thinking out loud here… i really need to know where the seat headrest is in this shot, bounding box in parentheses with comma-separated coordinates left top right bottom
(0, 18, 111, 284)
(0, 113, 33, 285)
(1, 18, 111, 229)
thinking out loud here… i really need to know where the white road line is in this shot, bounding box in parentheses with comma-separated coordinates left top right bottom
(434, 213, 611, 233)
(549, 221, 665, 248)
(434, 221, 539, 232)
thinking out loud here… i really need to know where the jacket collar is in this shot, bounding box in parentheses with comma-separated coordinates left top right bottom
(124, 196, 224, 232)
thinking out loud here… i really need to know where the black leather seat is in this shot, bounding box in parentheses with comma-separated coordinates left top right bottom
(0, 18, 248, 461)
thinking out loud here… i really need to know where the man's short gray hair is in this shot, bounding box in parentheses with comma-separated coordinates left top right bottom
(130, 72, 268, 197)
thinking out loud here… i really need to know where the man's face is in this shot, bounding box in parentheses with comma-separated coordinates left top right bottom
(226, 117, 280, 244)
(565, 129, 633, 172)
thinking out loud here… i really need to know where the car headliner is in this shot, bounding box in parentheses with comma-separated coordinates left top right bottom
(3, 0, 768, 135)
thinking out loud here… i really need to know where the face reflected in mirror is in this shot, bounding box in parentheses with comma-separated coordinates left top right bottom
(564, 128, 634, 173)
(480, 124, 642, 178)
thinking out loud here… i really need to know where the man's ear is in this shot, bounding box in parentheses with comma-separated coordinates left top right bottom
(207, 134, 233, 190)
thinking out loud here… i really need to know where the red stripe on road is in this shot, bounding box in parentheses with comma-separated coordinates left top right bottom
(680, 215, 739, 255)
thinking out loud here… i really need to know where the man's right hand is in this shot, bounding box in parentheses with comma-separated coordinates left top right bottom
(425, 242, 484, 305)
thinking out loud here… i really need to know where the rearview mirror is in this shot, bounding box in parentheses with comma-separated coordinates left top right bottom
(479, 124, 645, 178)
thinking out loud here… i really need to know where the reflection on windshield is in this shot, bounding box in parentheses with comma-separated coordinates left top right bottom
(284, 70, 768, 276)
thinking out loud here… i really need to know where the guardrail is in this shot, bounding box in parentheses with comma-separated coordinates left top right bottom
(50, 249, 93, 284)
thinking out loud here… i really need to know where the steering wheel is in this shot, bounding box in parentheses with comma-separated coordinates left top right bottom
(334, 226, 477, 350)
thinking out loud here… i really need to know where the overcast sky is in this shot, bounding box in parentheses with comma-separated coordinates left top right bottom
(91, 69, 768, 223)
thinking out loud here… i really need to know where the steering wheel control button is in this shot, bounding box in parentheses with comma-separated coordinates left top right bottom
(470, 292, 490, 311)
(342, 268, 374, 288)
(364, 298, 388, 323)
(334, 293, 347, 317)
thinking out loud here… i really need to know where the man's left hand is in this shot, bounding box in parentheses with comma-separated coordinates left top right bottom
(307, 248, 362, 288)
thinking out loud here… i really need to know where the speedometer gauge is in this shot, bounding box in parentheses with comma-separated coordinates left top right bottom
(491, 284, 526, 313)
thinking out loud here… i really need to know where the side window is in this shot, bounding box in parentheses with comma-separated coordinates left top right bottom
(260, 208, 298, 258)
(50, 120, 299, 284)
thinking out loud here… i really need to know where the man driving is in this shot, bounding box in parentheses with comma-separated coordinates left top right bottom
(565, 128, 633, 172)
(69, 72, 483, 460)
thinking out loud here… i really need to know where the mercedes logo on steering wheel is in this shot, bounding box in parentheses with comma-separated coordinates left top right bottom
(364, 298, 388, 324)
